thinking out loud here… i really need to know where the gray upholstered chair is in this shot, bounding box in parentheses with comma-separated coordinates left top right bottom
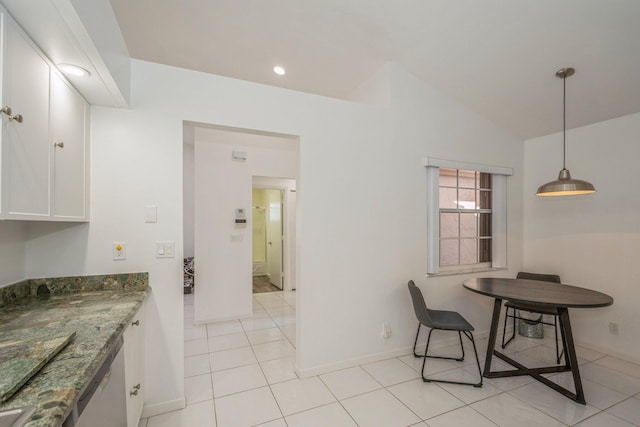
(408, 280, 482, 387)
(501, 272, 564, 363)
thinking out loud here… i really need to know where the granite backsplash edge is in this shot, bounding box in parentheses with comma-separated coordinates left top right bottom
(0, 272, 149, 307)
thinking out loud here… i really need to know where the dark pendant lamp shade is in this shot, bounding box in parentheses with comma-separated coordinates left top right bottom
(536, 68, 596, 196)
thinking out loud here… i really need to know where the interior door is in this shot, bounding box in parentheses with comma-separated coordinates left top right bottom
(266, 189, 283, 289)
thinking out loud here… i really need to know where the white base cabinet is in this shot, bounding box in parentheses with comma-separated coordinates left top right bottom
(0, 7, 89, 222)
(123, 303, 146, 427)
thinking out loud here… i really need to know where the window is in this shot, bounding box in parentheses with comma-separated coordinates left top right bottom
(425, 158, 512, 275)
(439, 168, 492, 268)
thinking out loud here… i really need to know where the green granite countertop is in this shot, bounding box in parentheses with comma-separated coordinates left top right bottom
(0, 273, 149, 427)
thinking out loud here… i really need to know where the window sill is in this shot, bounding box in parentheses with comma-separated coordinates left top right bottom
(427, 267, 507, 278)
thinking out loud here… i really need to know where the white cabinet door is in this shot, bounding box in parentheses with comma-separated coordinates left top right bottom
(123, 303, 145, 427)
(50, 71, 88, 219)
(2, 14, 51, 217)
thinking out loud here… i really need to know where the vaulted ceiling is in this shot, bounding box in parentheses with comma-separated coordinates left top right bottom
(110, 0, 640, 140)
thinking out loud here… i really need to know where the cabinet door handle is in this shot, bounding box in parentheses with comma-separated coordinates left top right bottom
(131, 320, 140, 326)
(130, 383, 141, 396)
(1, 106, 23, 123)
(54, 141, 64, 148)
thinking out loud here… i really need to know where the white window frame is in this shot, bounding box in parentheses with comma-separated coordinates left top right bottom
(425, 157, 513, 275)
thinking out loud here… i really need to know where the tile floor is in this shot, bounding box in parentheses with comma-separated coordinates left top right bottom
(139, 291, 640, 427)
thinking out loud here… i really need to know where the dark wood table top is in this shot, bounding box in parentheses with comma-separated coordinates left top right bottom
(463, 277, 614, 308)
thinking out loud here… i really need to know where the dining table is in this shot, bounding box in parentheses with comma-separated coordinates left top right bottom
(463, 277, 613, 404)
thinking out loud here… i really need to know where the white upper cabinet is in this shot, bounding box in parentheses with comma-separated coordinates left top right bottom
(0, 9, 89, 221)
(50, 70, 89, 219)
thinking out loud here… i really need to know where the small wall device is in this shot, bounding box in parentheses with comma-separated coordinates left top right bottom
(235, 208, 246, 224)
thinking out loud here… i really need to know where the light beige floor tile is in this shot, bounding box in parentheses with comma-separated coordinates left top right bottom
(580, 363, 640, 396)
(270, 377, 336, 416)
(341, 389, 420, 427)
(185, 326, 207, 342)
(211, 363, 267, 397)
(593, 356, 640, 379)
(574, 411, 635, 427)
(184, 338, 209, 357)
(425, 406, 497, 427)
(260, 356, 298, 384)
(253, 340, 296, 362)
(546, 371, 629, 410)
(606, 396, 640, 425)
(214, 386, 282, 427)
(241, 317, 278, 332)
(207, 321, 244, 337)
(471, 393, 565, 427)
(361, 358, 421, 387)
(210, 346, 257, 372)
(320, 366, 382, 400)
(245, 327, 287, 345)
(146, 400, 216, 427)
(184, 354, 211, 378)
(184, 374, 213, 405)
(285, 402, 357, 427)
(208, 332, 250, 352)
(388, 378, 465, 420)
(508, 380, 599, 425)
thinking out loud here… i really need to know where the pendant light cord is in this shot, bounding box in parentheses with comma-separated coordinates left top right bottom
(562, 73, 566, 170)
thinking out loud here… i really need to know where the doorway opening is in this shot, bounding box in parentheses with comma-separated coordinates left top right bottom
(252, 177, 296, 293)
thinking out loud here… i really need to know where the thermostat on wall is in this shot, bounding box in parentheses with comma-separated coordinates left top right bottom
(235, 208, 246, 224)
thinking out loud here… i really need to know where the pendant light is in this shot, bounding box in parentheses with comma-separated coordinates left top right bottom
(536, 68, 596, 196)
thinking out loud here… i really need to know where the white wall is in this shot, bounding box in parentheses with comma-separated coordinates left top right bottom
(524, 112, 640, 363)
(0, 221, 26, 285)
(16, 58, 524, 411)
(193, 128, 298, 323)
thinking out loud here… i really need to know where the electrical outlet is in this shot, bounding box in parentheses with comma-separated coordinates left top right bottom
(382, 322, 392, 339)
(609, 322, 619, 336)
(113, 242, 126, 260)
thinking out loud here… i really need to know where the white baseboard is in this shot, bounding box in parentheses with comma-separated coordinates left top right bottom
(295, 327, 498, 379)
(296, 346, 415, 378)
(141, 398, 185, 418)
(193, 312, 252, 325)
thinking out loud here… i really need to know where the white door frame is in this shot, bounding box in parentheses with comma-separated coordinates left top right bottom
(252, 177, 296, 291)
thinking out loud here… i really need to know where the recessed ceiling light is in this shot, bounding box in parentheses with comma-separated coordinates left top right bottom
(273, 66, 286, 76)
(58, 64, 91, 77)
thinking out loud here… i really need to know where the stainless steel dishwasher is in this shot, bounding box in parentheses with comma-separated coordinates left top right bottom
(63, 337, 127, 427)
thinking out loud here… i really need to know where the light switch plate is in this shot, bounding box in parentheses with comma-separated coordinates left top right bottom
(144, 206, 157, 223)
(156, 241, 175, 258)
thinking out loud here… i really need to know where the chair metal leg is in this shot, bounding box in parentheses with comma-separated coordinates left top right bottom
(413, 323, 422, 357)
(420, 328, 482, 387)
(501, 307, 516, 349)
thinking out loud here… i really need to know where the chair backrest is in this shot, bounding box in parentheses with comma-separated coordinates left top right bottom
(408, 280, 433, 326)
(516, 271, 561, 283)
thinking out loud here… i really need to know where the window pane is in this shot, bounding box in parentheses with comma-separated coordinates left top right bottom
(479, 173, 492, 189)
(458, 189, 476, 209)
(440, 239, 459, 266)
(439, 168, 457, 187)
(479, 239, 492, 263)
(479, 213, 492, 237)
(440, 213, 459, 238)
(460, 239, 478, 265)
(459, 170, 476, 188)
(439, 187, 458, 209)
(460, 213, 477, 237)
(478, 190, 492, 209)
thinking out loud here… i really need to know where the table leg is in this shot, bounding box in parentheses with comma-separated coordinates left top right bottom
(558, 307, 586, 404)
(483, 298, 503, 376)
